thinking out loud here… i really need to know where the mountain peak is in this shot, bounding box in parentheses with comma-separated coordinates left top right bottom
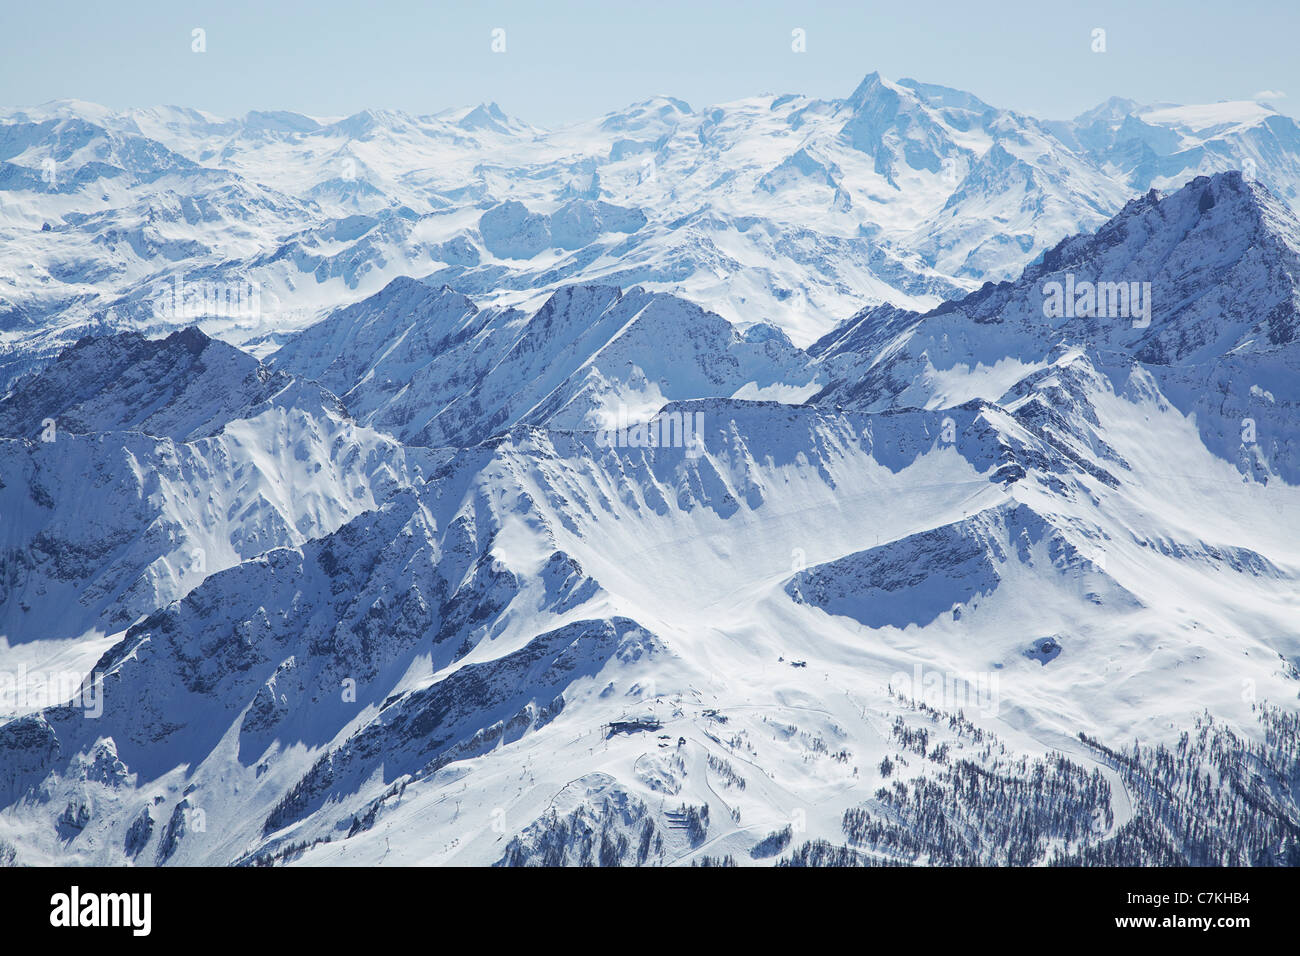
(1072, 95, 1144, 126)
(920, 169, 1300, 366)
(242, 109, 322, 135)
(327, 108, 413, 138)
(844, 71, 905, 109)
(457, 102, 512, 132)
(0, 327, 296, 440)
(1056, 169, 1297, 269)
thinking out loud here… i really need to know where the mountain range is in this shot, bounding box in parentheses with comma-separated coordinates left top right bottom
(0, 74, 1298, 867)
(3, 74, 1300, 383)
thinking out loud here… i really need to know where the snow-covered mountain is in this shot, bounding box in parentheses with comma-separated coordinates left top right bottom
(0, 327, 434, 683)
(269, 278, 818, 446)
(1, 170, 1297, 867)
(813, 171, 1300, 481)
(7, 74, 1300, 393)
(1054, 96, 1300, 208)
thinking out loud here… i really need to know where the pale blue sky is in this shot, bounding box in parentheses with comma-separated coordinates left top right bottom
(1, 0, 1295, 125)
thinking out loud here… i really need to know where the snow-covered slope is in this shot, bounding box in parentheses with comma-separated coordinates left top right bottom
(0, 327, 296, 441)
(1, 115, 1298, 868)
(1055, 96, 1300, 210)
(2, 380, 1295, 864)
(271, 279, 818, 446)
(0, 327, 431, 665)
(814, 172, 1300, 483)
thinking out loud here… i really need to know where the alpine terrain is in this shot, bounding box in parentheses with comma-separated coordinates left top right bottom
(1, 73, 1298, 867)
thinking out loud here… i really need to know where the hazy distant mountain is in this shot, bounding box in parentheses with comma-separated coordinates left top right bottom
(6, 74, 1300, 393)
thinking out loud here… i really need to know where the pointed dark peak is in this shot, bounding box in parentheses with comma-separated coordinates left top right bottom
(528, 283, 626, 326)
(1037, 170, 1293, 277)
(0, 327, 279, 440)
(163, 324, 215, 357)
(902, 170, 1300, 366)
(60, 324, 215, 365)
